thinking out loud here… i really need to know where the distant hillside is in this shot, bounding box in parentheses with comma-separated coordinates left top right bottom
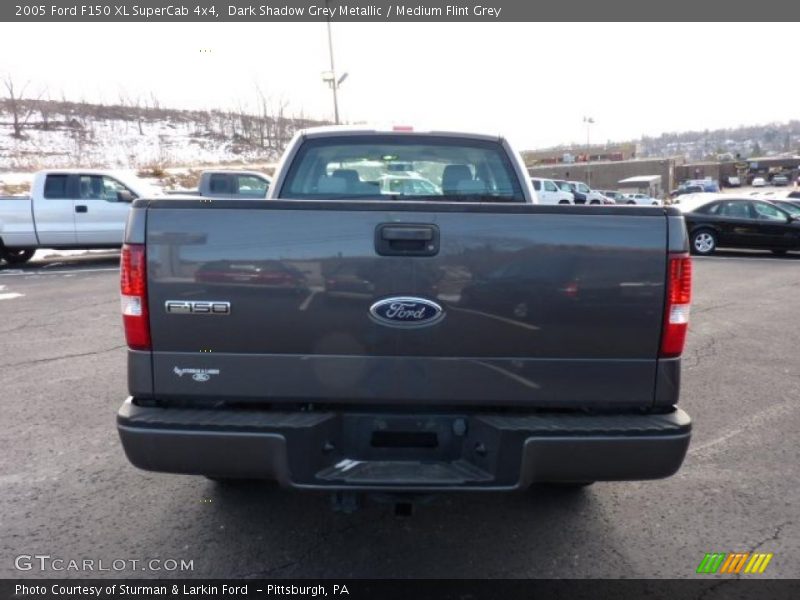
(0, 98, 325, 172)
(638, 121, 800, 160)
(527, 121, 800, 161)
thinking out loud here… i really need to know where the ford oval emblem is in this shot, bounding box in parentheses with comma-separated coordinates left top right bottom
(369, 296, 444, 328)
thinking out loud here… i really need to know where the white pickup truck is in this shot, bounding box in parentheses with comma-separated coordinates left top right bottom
(0, 170, 160, 265)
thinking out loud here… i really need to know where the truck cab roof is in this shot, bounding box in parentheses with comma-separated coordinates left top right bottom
(296, 125, 505, 143)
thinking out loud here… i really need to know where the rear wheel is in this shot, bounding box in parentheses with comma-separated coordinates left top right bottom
(626, 200, 636, 205)
(590, 199, 601, 205)
(558, 200, 570, 205)
(0, 248, 35, 265)
(691, 230, 717, 255)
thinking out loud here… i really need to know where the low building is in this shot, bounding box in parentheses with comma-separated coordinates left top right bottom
(527, 157, 678, 196)
(523, 143, 637, 165)
(675, 156, 800, 186)
(675, 162, 724, 185)
(618, 175, 663, 197)
(742, 156, 800, 184)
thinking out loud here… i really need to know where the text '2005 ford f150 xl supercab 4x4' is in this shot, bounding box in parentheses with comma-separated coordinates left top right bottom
(117, 127, 693, 502)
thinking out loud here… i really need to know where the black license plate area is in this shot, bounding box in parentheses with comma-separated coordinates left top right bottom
(371, 430, 439, 449)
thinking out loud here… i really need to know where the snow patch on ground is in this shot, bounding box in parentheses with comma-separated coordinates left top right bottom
(32, 249, 120, 261)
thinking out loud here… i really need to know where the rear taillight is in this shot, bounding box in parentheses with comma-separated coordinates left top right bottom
(120, 243, 151, 350)
(660, 253, 692, 358)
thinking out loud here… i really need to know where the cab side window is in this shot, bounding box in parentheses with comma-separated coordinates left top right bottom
(44, 175, 69, 199)
(101, 177, 134, 202)
(209, 174, 232, 194)
(78, 176, 133, 202)
(79, 176, 105, 200)
(236, 175, 268, 197)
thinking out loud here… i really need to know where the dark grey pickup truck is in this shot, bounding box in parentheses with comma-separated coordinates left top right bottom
(117, 127, 693, 496)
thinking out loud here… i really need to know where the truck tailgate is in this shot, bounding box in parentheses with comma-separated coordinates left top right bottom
(145, 201, 668, 408)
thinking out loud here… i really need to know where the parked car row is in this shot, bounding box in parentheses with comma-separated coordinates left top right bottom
(4, 162, 796, 267)
(750, 174, 798, 187)
(672, 179, 721, 198)
(621, 193, 662, 206)
(531, 177, 624, 205)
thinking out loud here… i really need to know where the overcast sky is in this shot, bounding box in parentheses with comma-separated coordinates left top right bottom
(1, 22, 797, 150)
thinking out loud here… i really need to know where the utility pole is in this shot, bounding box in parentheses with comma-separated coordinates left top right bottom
(583, 116, 594, 186)
(324, 1, 339, 125)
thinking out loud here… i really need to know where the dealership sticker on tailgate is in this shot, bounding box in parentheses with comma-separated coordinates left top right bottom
(173, 367, 220, 382)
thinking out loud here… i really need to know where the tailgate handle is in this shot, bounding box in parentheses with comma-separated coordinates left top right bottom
(375, 224, 439, 256)
(382, 226, 433, 241)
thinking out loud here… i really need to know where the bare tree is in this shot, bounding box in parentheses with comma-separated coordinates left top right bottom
(272, 96, 290, 152)
(148, 91, 161, 112)
(127, 94, 145, 135)
(59, 90, 71, 124)
(254, 83, 269, 149)
(254, 84, 294, 152)
(2, 74, 42, 138)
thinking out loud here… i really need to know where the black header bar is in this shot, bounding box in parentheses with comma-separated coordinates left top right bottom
(5, 0, 800, 21)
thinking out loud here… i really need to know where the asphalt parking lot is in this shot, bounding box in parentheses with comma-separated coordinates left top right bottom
(1, 250, 798, 579)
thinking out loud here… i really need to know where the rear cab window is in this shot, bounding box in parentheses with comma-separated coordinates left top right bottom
(278, 135, 525, 203)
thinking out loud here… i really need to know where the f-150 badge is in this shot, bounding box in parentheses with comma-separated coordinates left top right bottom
(165, 300, 230, 315)
(369, 297, 444, 328)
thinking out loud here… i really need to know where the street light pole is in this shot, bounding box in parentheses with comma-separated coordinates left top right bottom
(583, 116, 594, 186)
(325, 0, 339, 124)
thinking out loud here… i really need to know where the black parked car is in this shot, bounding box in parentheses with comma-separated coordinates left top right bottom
(684, 198, 800, 256)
